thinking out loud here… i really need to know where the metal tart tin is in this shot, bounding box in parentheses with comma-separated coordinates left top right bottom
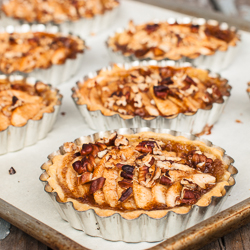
(0, 24, 85, 86)
(0, 74, 62, 154)
(39, 127, 237, 243)
(71, 60, 231, 134)
(0, 4, 120, 39)
(106, 17, 240, 72)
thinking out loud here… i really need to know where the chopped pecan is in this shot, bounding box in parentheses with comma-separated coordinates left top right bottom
(135, 48, 149, 57)
(97, 149, 108, 158)
(135, 145, 153, 154)
(184, 75, 197, 86)
(90, 144, 100, 157)
(81, 157, 94, 172)
(181, 189, 201, 205)
(122, 165, 135, 174)
(101, 133, 117, 146)
(89, 177, 106, 194)
(121, 172, 133, 180)
(118, 179, 133, 188)
(145, 23, 159, 33)
(138, 166, 149, 183)
(78, 172, 93, 185)
(115, 135, 129, 147)
(81, 144, 93, 156)
(96, 142, 107, 151)
(12, 96, 18, 105)
(116, 163, 124, 169)
(9, 167, 16, 175)
(72, 161, 86, 175)
(153, 85, 170, 99)
(73, 152, 81, 157)
(160, 175, 172, 186)
(159, 77, 173, 86)
(191, 24, 199, 33)
(119, 187, 133, 202)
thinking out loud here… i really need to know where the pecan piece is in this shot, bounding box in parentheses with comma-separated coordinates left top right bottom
(81, 144, 93, 156)
(138, 166, 149, 183)
(160, 175, 172, 186)
(105, 133, 117, 146)
(118, 179, 133, 188)
(96, 142, 107, 151)
(78, 172, 93, 185)
(145, 23, 159, 33)
(122, 165, 135, 174)
(90, 144, 100, 157)
(72, 161, 86, 175)
(153, 85, 170, 99)
(97, 149, 108, 158)
(184, 75, 197, 86)
(159, 77, 173, 86)
(116, 163, 124, 169)
(181, 189, 201, 205)
(119, 187, 133, 202)
(89, 177, 106, 194)
(121, 172, 133, 180)
(115, 135, 129, 147)
(81, 157, 94, 173)
(12, 96, 18, 105)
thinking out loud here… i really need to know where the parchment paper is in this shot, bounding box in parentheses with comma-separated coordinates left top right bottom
(0, 1, 250, 249)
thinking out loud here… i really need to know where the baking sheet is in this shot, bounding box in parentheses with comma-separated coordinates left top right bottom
(0, 1, 249, 249)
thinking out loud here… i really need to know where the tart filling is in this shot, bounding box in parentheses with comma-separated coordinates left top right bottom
(0, 77, 59, 131)
(43, 131, 232, 219)
(2, 0, 119, 23)
(74, 64, 231, 119)
(0, 31, 85, 74)
(107, 20, 239, 60)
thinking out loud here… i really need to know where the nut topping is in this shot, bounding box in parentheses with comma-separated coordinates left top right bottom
(72, 161, 86, 175)
(98, 149, 108, 158)
(89, 177, 106, 194)
(119, 187, 133, 202)
(160, 175, 172, 185)
(81, 144, 93, 156)
(114, 135, 129, 146)
(78, 172, 93, 185)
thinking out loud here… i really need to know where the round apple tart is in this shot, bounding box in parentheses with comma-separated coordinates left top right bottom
(72, 61, 231, 132)
(2, 0, 119, 24)
(0, 31, 84, 74)
(41, 130, 235, 219)
(0, 75, 62, 154)
(107, 20, 239, 61)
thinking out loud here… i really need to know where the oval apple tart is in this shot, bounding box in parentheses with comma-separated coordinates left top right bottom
(41, 130, 235, 220)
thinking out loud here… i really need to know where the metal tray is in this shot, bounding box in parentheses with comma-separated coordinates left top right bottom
(0, 0, 250, 249)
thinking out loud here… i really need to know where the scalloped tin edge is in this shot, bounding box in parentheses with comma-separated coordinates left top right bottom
(0, 23, 86, 86)
(0, 74, 63, 154)
(0, 4, 120, 39)
(39, 127, 237, 242)
(105, 17, 240, 72)
(71, 60, 231, 134)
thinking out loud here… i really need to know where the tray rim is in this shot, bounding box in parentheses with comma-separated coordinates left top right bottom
(1, 0, 250, 249)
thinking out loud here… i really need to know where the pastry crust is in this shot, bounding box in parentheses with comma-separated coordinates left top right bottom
(73, 64, 231, 120)
(42, 131, 232, 219)
(107, 20, 239, 60)
(2, 0, 119, 23)
(0, 77, 59, 131)
(0, 31, 85, 74)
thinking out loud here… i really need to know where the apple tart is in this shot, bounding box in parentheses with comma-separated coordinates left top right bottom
(107, 19, 240, 71)
(1, 0, 120, 38)
(0, 75, 62, 154)
(0, 25, 85, 85)
(72, 61, 231, 133)
(40, 128, 237, 242)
